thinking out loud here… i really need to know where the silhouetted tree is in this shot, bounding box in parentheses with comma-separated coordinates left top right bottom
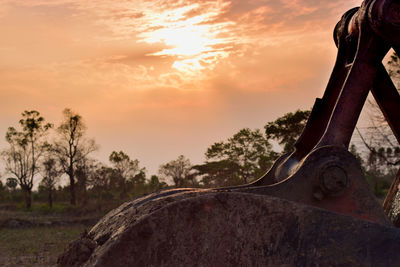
(5, 177, 18, 201)
(0, 180, 5, 201)
(109, 151, 140, 178)
(147, 175, 167, 191)
(109, 151, 145, 198)
(40, 157, 61, 208)
(53, 108, 98, 205)
(264, 109, 311, 153)
(75, 157, 99, 205)
(198, 128, 274, 186)
(159, 155, 193, 187)
(6, 177, 18, 191)
(193, 160, 241, 187)
(1, 110, 52, 208)
(89, 164, 112, 194)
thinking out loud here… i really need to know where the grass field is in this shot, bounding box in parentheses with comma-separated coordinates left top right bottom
(0, 224, 89, 266)
(0, 198, 131, 266)
(0, 202, 105, 266)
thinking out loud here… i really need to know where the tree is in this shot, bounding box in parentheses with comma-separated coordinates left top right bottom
(5, 177, 18, 201)
(355, 51, 400, 199)
(198, 128, 275, 186)
(109, 151, 144, 198)
(147, 175, 167, 192)
(6, 177, 18, 191)
(75, 157, 99, 205)
(53, 108, 98, 205)
(109, 151, 141, 180)
(361, 51, 400, 162)
(264, 109, 311, 153)
(89, 164, 113, 196)
(193, 160, 241, 187)
(40, 157, 61, 208)
(387, 51, 400, 88)
(0, 180, 5, 201)
(159, 155, 193, 187)
(1, 110, 52, 208)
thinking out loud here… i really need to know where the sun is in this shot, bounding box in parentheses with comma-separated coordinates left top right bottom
(151, 25, 212, 56)
(138, 3, 233, 74)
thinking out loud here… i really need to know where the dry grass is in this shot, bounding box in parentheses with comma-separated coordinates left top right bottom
(0, 201, 116, 266)
(0, 225, 88, 266)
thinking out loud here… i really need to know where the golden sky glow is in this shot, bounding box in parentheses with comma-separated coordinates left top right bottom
(137, 2, 233, 73)
(0, 0, 361, 174)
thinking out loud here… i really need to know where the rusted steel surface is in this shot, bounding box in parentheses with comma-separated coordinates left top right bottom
(58, 192, 400, 266)
(234, 146, 391, 225)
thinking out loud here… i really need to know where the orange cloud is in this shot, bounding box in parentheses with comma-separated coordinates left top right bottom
(0, 0, 364, 174)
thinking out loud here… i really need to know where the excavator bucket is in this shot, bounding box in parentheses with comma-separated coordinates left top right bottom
(59, 0, 400, 265)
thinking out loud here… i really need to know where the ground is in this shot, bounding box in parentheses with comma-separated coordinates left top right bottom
(0, 204, 102, 266)
(0, 225, 88, 266)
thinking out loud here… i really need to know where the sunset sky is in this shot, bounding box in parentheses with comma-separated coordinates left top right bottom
(0, 0, 363, 176)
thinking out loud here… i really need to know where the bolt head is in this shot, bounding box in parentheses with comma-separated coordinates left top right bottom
(320, 166, 348, 194)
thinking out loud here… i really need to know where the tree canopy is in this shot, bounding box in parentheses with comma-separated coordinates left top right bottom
(200, 128, 275, 186)
(159, 155, 193, 187)
(264, 109, 311, 153)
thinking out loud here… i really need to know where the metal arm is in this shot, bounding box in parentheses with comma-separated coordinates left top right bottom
(224, 0, 400, 226)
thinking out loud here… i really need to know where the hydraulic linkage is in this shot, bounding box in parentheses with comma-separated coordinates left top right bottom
(220, 0, 400, 226)
(58, 1, 400, 265)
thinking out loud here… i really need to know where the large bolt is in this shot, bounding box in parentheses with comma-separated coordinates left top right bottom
(319, 166, 348, 195)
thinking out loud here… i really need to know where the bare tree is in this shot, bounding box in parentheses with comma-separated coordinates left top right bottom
(1, 110, 52, 208)
(53, 108, 98, 205)
(360, 51, 400, 170)
(351, 51, 400, 205)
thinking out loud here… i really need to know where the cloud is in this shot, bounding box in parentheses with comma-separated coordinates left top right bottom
(0, 0, 360, 110)
(0, 0, 364, 173)
(0, 0, 363, 97)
